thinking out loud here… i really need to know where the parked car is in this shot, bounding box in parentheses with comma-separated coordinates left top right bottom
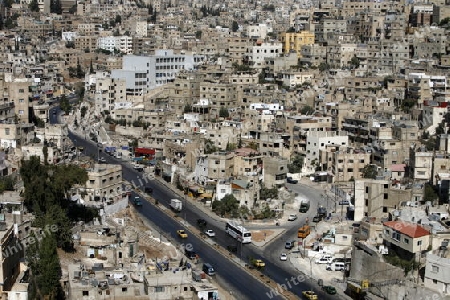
(177, 230, 188, 238)
(315, 255, 333, 264)
(322, 285, 337, 295)
(252, 259, 265, 268)
(185, 249, 198, 260)
(312, 215, 322, 222)
(98, 157, 106, 163)
(280, 253, 288, 261)
(144, 186, 153, 193)
(285, 240, 295, 249)
(288, 214, 298, 221)
(205, 229, 216, 237)
(133, 197, 142, 207)
(287, 177, 298, 184)
(302, 290, 318, 300)
(226, 245, 237, 253)
(197, 219, 207, 228)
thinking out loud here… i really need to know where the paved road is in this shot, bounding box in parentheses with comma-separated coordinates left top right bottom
(67, 131, 286, 300)
(53, 108, 339, 299)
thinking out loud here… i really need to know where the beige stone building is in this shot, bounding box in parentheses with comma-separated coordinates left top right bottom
(207, 152, 234, 181)
(85, 164, 123, 201)
(263, 156, 288, 188)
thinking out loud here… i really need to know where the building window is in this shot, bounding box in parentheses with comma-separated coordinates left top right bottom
(417, 240, 422, 246)
(19, 89, 24, 93)
(433, 279, 438, 284)
(5, 128, 10, 135)
(122, 287, 127, 292)
(19, 110, 24, 115)
(404, 238, 409, 244)
(432, 265, 439, 273)
(155, 286, 164, 292)
(82, 291, 89, 296)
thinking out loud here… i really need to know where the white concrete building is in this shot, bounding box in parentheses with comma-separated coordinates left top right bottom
(216, 181, 232, 201)
(193, 156, 208, 185)
(251, 42, 282, 68)
(424, 252, 450, 295)
(247, 23, 271, 39)
(111, 50, 206, 95)
(97, 36, 133, 54)
(305, 131, 349, 170)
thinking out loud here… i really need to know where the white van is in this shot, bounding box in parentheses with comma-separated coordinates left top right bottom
(326, 262, 345, 271)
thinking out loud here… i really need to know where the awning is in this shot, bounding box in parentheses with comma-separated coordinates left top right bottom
(189, 186, 205, 193)
(200, 193, 213, 198)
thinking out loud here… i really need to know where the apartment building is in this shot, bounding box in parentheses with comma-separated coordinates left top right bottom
(280, 31, 314, 56)
(97, 36, 134, 54)
(0, 75, 31, 124)
(207, 152, 234, 181)
(111, 50, 205, 95)
(0, 212, 27, 294)
(305, 131, 349, 171)
(314, 18, 347, 44)
(383, 220, 430, 260)
(85, 72, 127, 113)
(74, 35, 98, 52)
(250, 41, 282, 69)
(300, 44, 327, 67)
(262, 156, 288, 188)
(326, 43, 357, 68)
(226, 37, 251, 64)
(321, 146, 371, 182)
(85, 164, 123, 201)
(424, 251, 450, 295)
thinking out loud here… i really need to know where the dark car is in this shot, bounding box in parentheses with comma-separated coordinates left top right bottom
(144, 186, 153, 193)
(286, 177, 298, 184)
(185, 249, 198, 260)
(322, 285, 337, 295)
(197, 219, 207, 228)
(226, 245, 237, 253)
(313, 215, 322, 222)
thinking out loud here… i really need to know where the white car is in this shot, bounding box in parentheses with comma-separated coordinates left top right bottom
(288, 214, 298, 221)
(205, 229, 216, 237)
(315, 255, 333, 264)
(280, 253, 288, 261)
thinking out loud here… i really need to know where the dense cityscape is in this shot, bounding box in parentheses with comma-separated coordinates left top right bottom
(0, 0, 449, 299)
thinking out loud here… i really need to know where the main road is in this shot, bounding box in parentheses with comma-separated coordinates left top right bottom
(51, 110, 335, 300)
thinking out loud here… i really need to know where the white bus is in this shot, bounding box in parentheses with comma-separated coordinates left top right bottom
(225, 221, 252, 243)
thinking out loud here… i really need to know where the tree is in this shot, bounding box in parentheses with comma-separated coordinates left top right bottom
(204, 139, 219, 154)
(212, 194, 239, 217)
(60, 95, 71, 114)
(219, 107, 229, 118)
(423, 184, 438, 204)
(28, 233, 63, 299)
(80, 106, 88, 118)
(318, 62, 330, 72)
(29, 0, 39, 12)
(50, 0, 62, 14)
(361, 164, 378, 179)
(300, 105, 314, 115)
(288, 154, 303, 173)
(260, 185, 278, 200)
(232, 21, 239, 32)
(183, 104, 192, 113)
(350, 56, 360, 69)
(76, 59, 85, 78)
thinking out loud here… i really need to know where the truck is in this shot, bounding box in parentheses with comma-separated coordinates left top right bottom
(298, 225, 311, 239)
(299, 199, 310, 213)
(317, 205, 327, 218)
(170, 199, 182, 212)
